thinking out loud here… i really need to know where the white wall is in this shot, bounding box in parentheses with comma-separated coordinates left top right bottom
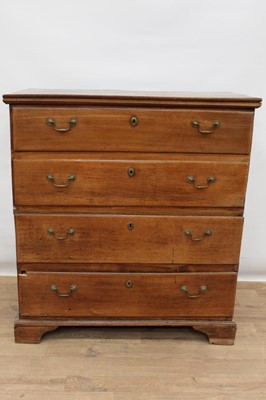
(0, 0, 265, 279)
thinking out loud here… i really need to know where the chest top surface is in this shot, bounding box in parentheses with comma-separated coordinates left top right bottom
(3, 89, 262, 108)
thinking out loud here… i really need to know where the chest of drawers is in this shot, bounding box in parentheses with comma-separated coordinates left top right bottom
(3, 90, 261, 344)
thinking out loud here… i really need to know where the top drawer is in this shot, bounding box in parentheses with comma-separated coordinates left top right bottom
(11, 107, 254, 153)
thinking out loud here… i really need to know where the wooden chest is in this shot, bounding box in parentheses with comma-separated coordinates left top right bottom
(3, 90, 261, 344)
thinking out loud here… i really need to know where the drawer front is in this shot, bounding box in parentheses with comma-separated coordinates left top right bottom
(13, 158, 248, 207)
(12, 107, 253, 154)
(18, 272, 237, 318)
(15, 215, 243, 264)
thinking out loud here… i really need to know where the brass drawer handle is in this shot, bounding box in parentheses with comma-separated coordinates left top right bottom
(186, 176, 216, 189)
(130, 116, 138, 127)
(47, 227, 75, 240)
(50, 284, 77, 297)
(191, 120, 220, 134)
(125, 280, 133, 288)
(46, 117, 78, 132)
(47, 174, 76, 188)
(184, 229, 212, 242)
(180, 285, 207, 298)
(128, 167, 135, 177)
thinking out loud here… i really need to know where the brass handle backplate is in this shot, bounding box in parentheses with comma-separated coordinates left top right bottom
(180, 285, 207, 298)
(47, 227, 75, 240)
(46, 117, 78, 132)
(184, 229, 212, 242)
(186, 176, 216, 189)
(50, 284, 77, 297)
(191, 120, 220, 134)
(47, 174, 76, 188)
(130, 116, 138, 127)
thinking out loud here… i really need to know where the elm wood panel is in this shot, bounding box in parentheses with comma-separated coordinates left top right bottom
(8, 99, 262, 108)
(13, 205, 244, 216)
(18, 263, 238, 273)
(13, 158, 249, 207)
(15, 215, 243, 264)
(11, 107, 254, 154)
(14, 322, 60, 344)
(15, 318, 235, 344)
(18, 272, 237, 318)
(13, 151, 250, 161)
(191, 321, 237, 345)
(14, 317, 237, 344)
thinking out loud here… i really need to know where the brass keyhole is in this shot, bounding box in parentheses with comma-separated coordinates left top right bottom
(128, 167, 135, 177)
(125, 280, 133, 288)
(127, 222, 134, 230)
(130, 116, 138, 127)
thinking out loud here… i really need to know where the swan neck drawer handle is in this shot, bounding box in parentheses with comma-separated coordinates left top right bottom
(47, 174, 76, 188)
(50, 284, 77, 297)
(46, 117, 78, 132)
(180, 285, 208, 298)
(184, 229, 212, 242)
(47, 227, 75, 240)
(191, 120, 220, 134)
(186, 176, 216, 189)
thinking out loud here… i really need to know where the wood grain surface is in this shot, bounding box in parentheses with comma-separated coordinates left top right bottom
(17, 262, 238, 273)
(11, 107, 254, 153)
(18, 272, 237, 318)
(15, 215, 243, 264)
(3, 89, 262, 109)
(14, 205, 245, 216)
(13, 157, 249, 207)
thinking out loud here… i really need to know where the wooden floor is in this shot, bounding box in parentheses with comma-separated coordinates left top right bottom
(0, 277, 266, 400)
